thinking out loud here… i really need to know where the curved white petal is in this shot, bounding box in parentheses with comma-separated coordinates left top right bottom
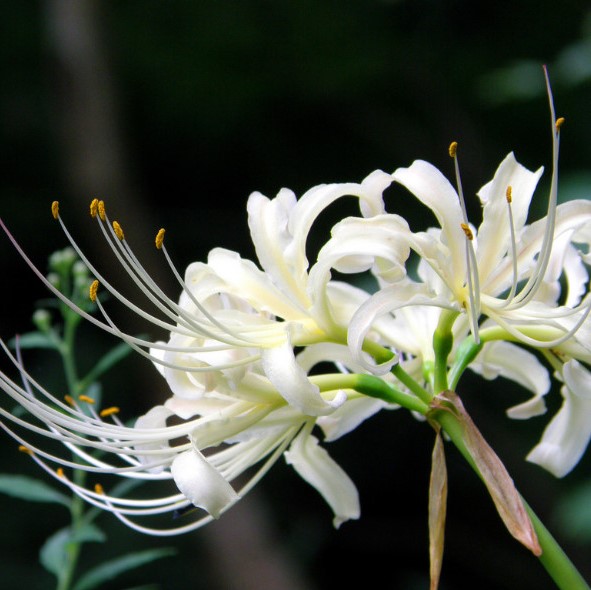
(284, 430, 360, 528)
(262, 336, 345, 416)
(207, 248, 307, 320)
(134, 405, 175, 473)
(308, 215, 410, 329)
(392, 160, 466, 292)
(526, 360, 591, 477)
(476, 153, 543, 285)
(469, 341, 550, 419)
(171, 447, 240, 518)
(485, 199, 591, 298)
(286, 171, 393, 280)
(348, 282, 452, 374)
(247, 188, 308, 303)
(317, 397, 389, 442)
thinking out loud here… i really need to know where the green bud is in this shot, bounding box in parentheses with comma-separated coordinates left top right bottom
(32, 309, 52, 333)
(46, 272, 60, 290)
(49, 247, 77, 274)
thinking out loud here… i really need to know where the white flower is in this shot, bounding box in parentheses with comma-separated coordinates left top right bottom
(0, 337, 369, 534)
(0, 172, 410, 534)
(347, 106, 591, 379)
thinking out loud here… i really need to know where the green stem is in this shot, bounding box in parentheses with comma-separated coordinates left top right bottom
(57, 471, 86, 590)
(433, 408, 590, 590)
(433, 310, 458, 393)
(448, 336, 483, 390)
(311, 373, 429, 415)
(360, 339, 432, 405)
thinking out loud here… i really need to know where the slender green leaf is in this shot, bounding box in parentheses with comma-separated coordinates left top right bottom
(9, 331, 60, 350)
(72, 548, 176, 590)
(40, 524, 106, 578)
(0, 474, 70, 506)
(70, 522, 106, 544)
(40, 527, 70, 577)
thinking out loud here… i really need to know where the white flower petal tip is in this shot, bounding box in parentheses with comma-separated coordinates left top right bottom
(284, 431, 360, 528)
(171, 448, 240, 519)
(526, 360, 591, 478)
(261, 339, 345, 416)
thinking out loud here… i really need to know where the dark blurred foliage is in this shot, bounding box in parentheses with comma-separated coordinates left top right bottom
(1, 1, 591, 589)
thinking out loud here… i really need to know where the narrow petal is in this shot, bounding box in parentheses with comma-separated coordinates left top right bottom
(392, 160, 466, 292)
(527, 360, 591, 477)
(469, 341, 550, 419)
(171, 447, 240, 518)
(261, 337, 345, 416)
(134, 405, 175, 473)
(348, 282, 452, 374)
(318, 397, 389, 442)
(284, 429, 360, 528)
(286, 171, 393, 280)
(207, 248, 307, 320)
(246, 188, 307, 303)
(476, 153, 543, 285)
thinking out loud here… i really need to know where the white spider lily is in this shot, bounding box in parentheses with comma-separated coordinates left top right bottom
(0, 338, 366, 534)
(2, 170, 407, 419)
(0, 171, 411, 534)
(348, 80, 591, 377)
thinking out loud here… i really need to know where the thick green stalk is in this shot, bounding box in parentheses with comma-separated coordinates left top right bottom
(312, 373, 429, 415)
(433, 310, 458, 393)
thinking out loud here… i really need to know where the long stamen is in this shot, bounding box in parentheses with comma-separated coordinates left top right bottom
(450, 142, 481, 342)
(505, 66, 561, 310)
(496, 186, 520, 308)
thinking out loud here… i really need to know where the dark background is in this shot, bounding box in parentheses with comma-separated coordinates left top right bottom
(1, 1, 591, 588)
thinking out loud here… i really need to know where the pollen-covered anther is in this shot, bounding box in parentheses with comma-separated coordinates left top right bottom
(90, 198, 99, 218)
(448, 141, 458, 158)
(18, 445, 33, 455)
(64, 394, 76, 407)
(89, 279, 99, 302)
(113, 221, 125, 241)
(100, 406, 120, 418)
(98, 200, 106, 221)
(155, 228, 166, 250)
(79, 395, 95, 404)
(506, 186, 513, 203)
(555, 117, 565, 131)
(51, 201, 59, 220)
(94, 483, 105, 495)
(460, 223, 474, 240)
(56, 468, 65, 478)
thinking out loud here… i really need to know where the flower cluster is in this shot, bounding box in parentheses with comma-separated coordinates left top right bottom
(1, 78, 591, 537)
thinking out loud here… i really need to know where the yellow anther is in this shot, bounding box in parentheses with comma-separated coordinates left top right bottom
(18, 445, 33, 455)
(89, 279, 99, 302)
(90, 198, 99, 218)
(155, 228, 166, 250)
(555, 117, 565, 131)
(506, 186, 512, 204)
(79, 395, 95, 404)
(460, 223, 474, 240)
(100, 406, 120, 418)
(113, 221, 125, 241)
(51, 201, 60, 220)
(448, 141, 458, 158)
(94, 483, 105, 495)
(56, 468, 65, 478)
(64, 394, 75, 407)
(98, 200, 106, 221)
